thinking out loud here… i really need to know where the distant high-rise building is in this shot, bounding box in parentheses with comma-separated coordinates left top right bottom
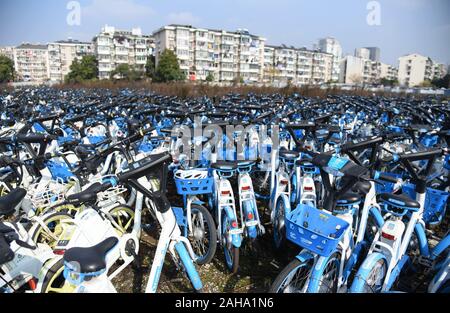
(317, 37, 342, 82)
(355, 48, 371, 60)
(14, 44, 49, 82)
(364, 47, 381, 62)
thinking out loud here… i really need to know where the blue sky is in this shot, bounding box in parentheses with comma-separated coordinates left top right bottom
(0, 0, 449, 66)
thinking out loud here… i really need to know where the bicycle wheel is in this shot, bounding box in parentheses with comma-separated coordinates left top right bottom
(104, 204, 135, 235)
(40, 258, 76, 293)
(189, 204, 217, 265)
(269, 258, 313, 293)
(273, 197, 287, 249)
(350, 253, 387, 293)
(222, 213, 239, 273)
(308, 252, 341, 293)
(30, 212, 73, 248)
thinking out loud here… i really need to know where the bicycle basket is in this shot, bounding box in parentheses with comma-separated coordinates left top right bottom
(90, 175, 127, 202)
(402, 183, 449, 225)
(285, 204, 350, 257)
(375, 172, 402, 194)
(174, 169, 213, 195)
(28, 177, 69, 209)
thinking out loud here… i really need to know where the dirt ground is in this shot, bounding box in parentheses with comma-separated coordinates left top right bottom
(112, 205, 290, 293)
(112, 180, 449, 293)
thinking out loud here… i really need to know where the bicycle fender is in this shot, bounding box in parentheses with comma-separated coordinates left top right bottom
(349, 252, 387, 293)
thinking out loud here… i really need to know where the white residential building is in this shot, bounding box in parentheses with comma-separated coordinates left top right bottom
(397, 53, 435, 87)
(273, 45, 297, 84)
(380, 63, 398, 81)
(0, 46, 15, 61)
(433, 63, 447, 80)
(263, 46, 276, 83)
(340, 55, 365, 84)
(266, 45, 333, 86)
(317, 37, 342, 82)
(341, 53, 397, 85)
(13, 44, 49, 82)
(48, 39, 94, 83)
(152, 24, 265, 82)
(93, 25, 154, 80)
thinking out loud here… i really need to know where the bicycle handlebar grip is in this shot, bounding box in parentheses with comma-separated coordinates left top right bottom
(374, 171, 398, 183)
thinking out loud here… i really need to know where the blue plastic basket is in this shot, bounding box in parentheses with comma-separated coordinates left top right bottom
(47, 161, 74, 183)
(174, 177, 213, 196)
(285, 204, 350, 257)
(375, 172, 402, 194)
(402, 183, 450, 225)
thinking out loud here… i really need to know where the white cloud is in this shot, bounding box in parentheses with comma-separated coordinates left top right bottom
(83, 0, 155, 20)
(167, 12, 200, 25)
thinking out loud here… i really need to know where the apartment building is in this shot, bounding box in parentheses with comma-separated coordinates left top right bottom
(263, 46, 276, 83)
(152, 24, 265, 83)
(433, 63, 447, 80)
(0, 46, 15, 61)
(317, 37, 342, 82)
(273, 45, 297, 84)
(296, 49, 314, 85)
(380, 63, 398, 81)
(48, 39, 93, 83)
(93, 25, 154, 80)
(13, 44, 49, 82)
(264, 45, 333, 86)
(397, 53, 435, 87)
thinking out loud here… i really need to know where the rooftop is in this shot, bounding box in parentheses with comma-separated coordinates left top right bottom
(54, 39, 92, 45)
(16, 43, 48, 50)
(155, 24, 265, 39)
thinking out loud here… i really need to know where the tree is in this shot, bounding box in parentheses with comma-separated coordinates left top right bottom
(431, 74, 450, 89)
(0, 55, 14, 83)
(205, 72, 215, 82)
(420, 80, 432, 88)
(153, 49, 184, 83)
(145, 55, 156, 78)
(110, 64, 142, 81)
(65, 55, 98, 83)
(380, 78, 398, 86)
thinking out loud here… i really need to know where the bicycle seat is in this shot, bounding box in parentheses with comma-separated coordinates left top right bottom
(211, 161, 237, 171)
(377, 193, 420, 211)
(279, 150, 300, 160)
(0, 188, 26, 217)
(66, 183, 103, 204)
(74, 145, 92, 158)
(336, 192, 361, 206)
(64, 237, 118, 274)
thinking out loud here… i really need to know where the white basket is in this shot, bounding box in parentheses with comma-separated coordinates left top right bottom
(90, 175, 127, 203)
(27, 177, 69, 209)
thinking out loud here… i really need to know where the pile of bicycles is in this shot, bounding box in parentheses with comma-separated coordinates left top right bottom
(0, 87, 448, 293)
